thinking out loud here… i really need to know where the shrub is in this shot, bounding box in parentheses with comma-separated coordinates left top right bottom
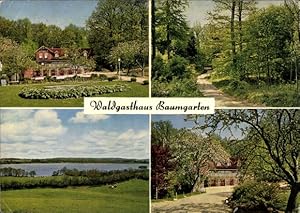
(142, 80, 149, 85)
(108, 76, 118, 81)
(167, 55, 190, 80)
(228, 80, 249, 91)
(130, 77, 137, 82)
(152, 78, 203, 97)
(229, 180, 283, 211)
(98, 74, 108, 81)
(19, 84, 129, 99)
(152, 55, 166, 80)
(91, 73, 98, 79)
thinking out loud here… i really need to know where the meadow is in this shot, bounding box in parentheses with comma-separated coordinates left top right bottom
(0, 80, 148, 107)
(1, 179, 149, 213)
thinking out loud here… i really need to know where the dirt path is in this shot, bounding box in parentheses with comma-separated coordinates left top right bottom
(152, 186, 234, 213)
(197, 73, 260, 107)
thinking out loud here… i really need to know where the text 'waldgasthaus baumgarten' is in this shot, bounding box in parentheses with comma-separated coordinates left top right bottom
(84, 98, 215, 114)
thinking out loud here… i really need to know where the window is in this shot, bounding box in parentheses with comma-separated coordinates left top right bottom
(45, 53, 48, 59)
(39, 53, 43, 59)
(55, 51, 59, 58)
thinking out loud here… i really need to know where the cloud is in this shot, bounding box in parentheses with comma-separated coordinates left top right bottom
(69, 111, 110, 124)
(1, 110, 66, 144)
(65, 129, 149, 159)
(0, 110, 148, 159)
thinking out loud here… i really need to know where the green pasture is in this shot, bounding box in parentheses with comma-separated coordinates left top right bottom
(1, 179, 149, 213)
(0, 80, 148, 107)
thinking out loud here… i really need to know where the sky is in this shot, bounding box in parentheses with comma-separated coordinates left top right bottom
(0, 0, 285, 28)
(152, 113, 245, 140)
(0, 109, 149, 159)
(0, 0, 98, 28)
(186, 0, 285, 26)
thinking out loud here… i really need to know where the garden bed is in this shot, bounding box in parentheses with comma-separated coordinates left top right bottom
(19, 84, 128, 99)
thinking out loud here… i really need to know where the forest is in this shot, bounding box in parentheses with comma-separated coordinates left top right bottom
(0, 0, 148, 80)
(151, 0, 299, 106)
(152, 109, 300, 212)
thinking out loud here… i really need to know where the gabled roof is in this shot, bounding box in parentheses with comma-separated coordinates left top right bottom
(35, 46, 55, 54)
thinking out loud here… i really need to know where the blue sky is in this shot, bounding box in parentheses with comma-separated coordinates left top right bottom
(152, 114, 245, 139)
(0, 0, 98, 28)
(0, 0, 284, 28)
(0, 109, 149, 159)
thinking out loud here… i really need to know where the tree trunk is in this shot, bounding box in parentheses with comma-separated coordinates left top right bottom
(166, 0, 171, 60)
(230, 0, 237, 71)
(238, 0, 243, 52)
(285, 183, 299, 212)
(151, 0, 156, 61)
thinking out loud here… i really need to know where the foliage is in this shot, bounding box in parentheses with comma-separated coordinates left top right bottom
(0, 167, 36, 177)
(151, 121, 229, 199)
(152, 78, 202, 97)
(87, 0, 148, 68)
(155, 0, 189, 59)
(130, 77, 137, 82)
(19, 84, 128, 99)
(194, 109, 300, 212)
(0, 16, 88, 48)
(108, 40, 148, 75)
(230, 180, 284, 211)
(212, 78, 299, 106)
(1, 169, 148, 191)
(0, 37, 36, 79)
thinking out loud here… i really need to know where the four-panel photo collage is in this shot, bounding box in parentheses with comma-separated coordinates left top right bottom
(0, 0, 299, 212)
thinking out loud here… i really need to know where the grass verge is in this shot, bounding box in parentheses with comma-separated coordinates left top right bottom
(211, 77, 299, 107)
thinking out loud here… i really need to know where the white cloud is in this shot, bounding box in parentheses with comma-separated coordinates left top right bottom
(65, 129, 149, 159)
(69, 111, 110, 124)
(1, 110, 66, 144)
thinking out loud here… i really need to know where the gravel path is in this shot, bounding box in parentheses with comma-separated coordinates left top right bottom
(197, 73, 261, 107)
(152, 186, 234, 213)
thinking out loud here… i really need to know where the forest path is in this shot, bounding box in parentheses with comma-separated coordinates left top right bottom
(152, 186, 234, 213)
(197, 72, 260, 107)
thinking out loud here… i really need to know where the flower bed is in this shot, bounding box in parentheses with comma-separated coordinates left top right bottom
(19, 84, 128, 99)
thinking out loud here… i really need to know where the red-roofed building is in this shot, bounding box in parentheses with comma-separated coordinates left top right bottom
(205, 158, 240, 187)
(23, 46, 92, 80)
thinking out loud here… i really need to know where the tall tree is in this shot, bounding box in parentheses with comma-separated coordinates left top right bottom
(87, 0, 148, 68)
(155, 0, 189, 59)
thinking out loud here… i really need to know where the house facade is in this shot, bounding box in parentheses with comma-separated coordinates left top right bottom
(23, 46, 92, 80)
(205, 158, 239, 187)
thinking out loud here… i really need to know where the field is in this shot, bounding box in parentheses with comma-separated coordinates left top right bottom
(0, 179, 149, 213)
(0, 80, 149, 107)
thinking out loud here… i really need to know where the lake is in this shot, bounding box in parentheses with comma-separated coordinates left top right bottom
(0, 163, 148, 176)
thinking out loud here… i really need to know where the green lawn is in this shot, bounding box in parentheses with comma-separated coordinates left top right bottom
(0, 80, 149, 107)
(211, 77, 299, 107)
(1, 179, 149, 213)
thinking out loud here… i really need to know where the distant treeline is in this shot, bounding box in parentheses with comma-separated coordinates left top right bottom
(1, 168, 149, 191)
(0, 167, 36, 177)
(0, 158, 149, 164)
